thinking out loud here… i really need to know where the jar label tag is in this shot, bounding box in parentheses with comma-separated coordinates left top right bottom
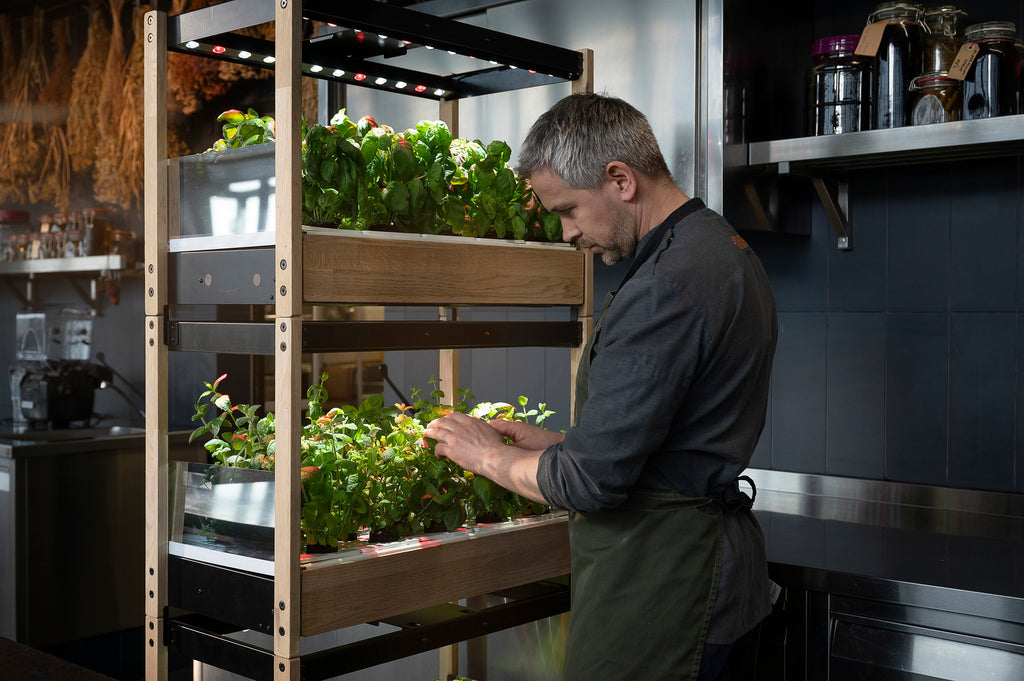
(947, 42, 980, 80)
(854, 21, 889, 57)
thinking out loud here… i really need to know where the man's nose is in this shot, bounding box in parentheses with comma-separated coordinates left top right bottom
(561, 221, 580, 243)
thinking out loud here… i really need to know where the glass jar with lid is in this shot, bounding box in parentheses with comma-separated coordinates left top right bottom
(923, 5, 967, 73)
(867, 1, 926, 129)
(807, 34, 874, 135)
(911, 71, 962, 124)
(962, 21, 1022, 119)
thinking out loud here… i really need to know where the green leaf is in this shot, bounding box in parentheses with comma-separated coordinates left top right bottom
(383, 182, 410, 214)
(321, 159, 338, 183)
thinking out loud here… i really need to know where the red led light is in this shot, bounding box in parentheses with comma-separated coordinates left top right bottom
(356, 31, 365, 41)
(414, 84, 427, 92)
(212, 45, 226, 54)
(354, 73, 366, 81)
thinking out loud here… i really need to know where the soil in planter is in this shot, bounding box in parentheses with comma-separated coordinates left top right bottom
(368, 526, 403, 544)
(304, 541, 339, 554)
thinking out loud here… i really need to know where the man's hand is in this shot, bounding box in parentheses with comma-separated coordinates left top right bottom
(423, 413, 553, 504)
(489, 419, 565, 451)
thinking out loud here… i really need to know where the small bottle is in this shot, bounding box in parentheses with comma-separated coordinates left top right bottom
(807, 34, 874, 135)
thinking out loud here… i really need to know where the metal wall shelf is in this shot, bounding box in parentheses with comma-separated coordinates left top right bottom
(744, 114, 1024, 172)
(0, 255, 133, 314)
(734, 115, 1024, 250)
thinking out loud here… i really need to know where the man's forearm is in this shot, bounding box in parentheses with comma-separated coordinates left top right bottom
(476, 445, 548, 505)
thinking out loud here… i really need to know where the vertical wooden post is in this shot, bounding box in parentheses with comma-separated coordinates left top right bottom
(438, 98, 461, 407)
(569, 49, 595, 422)
(274, 0, 302, 678)
(143, 10, 168, 681)
(437, 96, 461, 678)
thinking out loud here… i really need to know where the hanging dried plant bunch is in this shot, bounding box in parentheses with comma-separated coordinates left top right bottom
(32, 16, 74, 210)
(96, 0, 127, 140)
(68, 1, 112, 173)
(95, 2, 153, 209)
(0, 15, 17, 101)
(0, 9, 47, 205)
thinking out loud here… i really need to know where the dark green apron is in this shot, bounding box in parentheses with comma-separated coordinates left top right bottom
(563, 290, 725, 681)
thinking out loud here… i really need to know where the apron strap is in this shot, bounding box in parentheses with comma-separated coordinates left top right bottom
(715, 475, 756, 513)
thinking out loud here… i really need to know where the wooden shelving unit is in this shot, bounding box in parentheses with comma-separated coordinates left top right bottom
(143, 2, 593, 679)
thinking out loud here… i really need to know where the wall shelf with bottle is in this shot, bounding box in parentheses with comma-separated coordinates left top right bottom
(713, 0, 1024, 250)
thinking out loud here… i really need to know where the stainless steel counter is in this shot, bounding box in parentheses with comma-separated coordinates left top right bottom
(746, 468, 1024, 599)
(746, 469, 1024, 681)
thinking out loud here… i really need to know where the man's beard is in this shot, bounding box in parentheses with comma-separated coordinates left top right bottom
(597, 203, 637, 265)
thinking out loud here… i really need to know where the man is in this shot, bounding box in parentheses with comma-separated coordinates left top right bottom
(423, 93, 776, 681)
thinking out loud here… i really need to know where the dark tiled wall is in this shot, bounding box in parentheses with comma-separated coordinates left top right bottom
(745, 157, 1022, 493)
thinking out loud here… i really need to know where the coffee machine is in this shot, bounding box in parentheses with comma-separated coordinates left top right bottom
(9, 312, 111, 431)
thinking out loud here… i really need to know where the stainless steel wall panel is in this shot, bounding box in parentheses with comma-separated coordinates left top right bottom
(345, 0, 699, 196)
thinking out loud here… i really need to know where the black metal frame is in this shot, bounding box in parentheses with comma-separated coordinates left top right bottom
(167, 0, 582, 100)
(165, 578, 569, 681)
(167, 319, 582, 354)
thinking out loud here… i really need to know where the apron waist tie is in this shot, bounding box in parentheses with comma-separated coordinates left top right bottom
(715, 475, 756, 513)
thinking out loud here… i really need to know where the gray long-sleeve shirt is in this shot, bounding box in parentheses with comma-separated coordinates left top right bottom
(536, 198, 778, 644)
(537, 199, 777, 512)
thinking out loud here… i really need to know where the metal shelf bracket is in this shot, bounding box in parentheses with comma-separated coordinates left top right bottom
(810, 176, 851, 250)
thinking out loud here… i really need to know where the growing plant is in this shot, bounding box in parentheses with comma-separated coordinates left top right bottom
(190, 373, 554, 552)
(206, 106, 562, 240)
(207, 108, 276, 151)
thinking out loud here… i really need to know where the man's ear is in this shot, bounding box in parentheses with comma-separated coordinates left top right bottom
(605, 161, 637, 201)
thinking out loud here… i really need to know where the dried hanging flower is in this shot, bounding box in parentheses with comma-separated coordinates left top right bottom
(0, 10, 47, 205)
(32, 17, 74, 210)
(68, 1, 112, 173)
(95, 2, 154, 209)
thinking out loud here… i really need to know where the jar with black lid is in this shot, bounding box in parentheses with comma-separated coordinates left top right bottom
(923, 5, 967, 73)
(867, 1, 926, 129)
(807, 34, 873, 135)
(962, 21, 1022, 120)
(911, 72, 962, 124)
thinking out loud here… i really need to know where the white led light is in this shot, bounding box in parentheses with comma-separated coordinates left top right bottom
(447, 50, 456, 55)
(237, 50, 252, 59)
(394, 81, 407, 89)
(333, 69, 345, 77)
(490, 60, 498, 65)
(374, 77, 387, 85)
(434, 88, 445, 96)
(263, 55, 276, 64)
(378, 34, 387, 39)
(425, 45, 434, 50)
(185, 40, 200, 49)
(310, 64, 323, 73)
(509, 65, 517, 69)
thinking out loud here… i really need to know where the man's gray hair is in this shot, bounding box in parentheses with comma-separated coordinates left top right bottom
(516, 93, 670, 189)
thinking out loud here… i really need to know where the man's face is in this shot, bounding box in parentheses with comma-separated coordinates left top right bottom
(529, 167, 637, 265)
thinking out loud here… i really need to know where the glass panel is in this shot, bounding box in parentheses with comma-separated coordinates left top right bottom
(176, 144, 276, 238)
